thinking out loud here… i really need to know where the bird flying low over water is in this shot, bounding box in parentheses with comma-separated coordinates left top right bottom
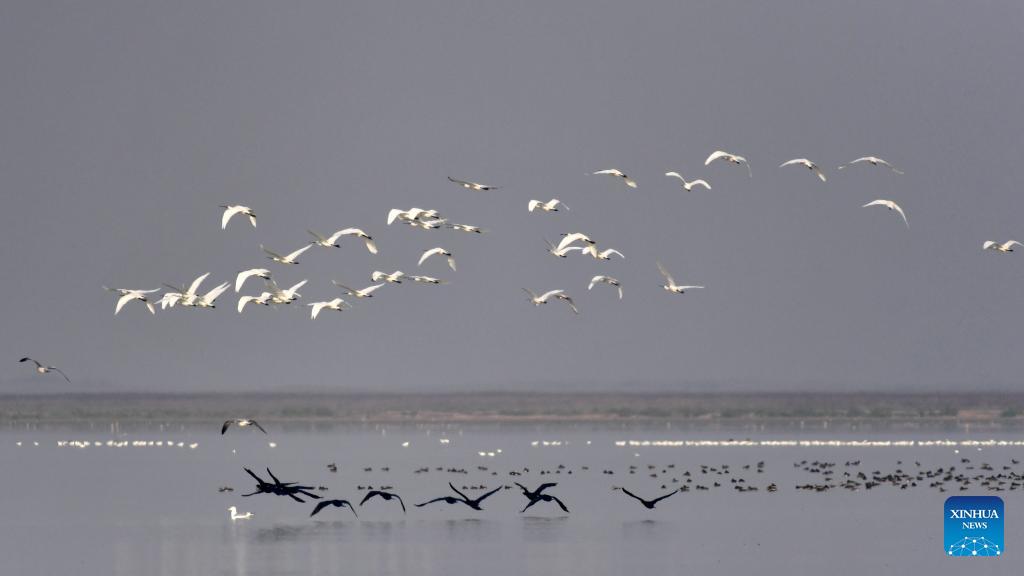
(221, 205, 256, 229)
(448, 176, 498, 191)
(18, 357, 71, 383)
(837, 156, 904, 174)
(592, 169, 637, 189)
(360, 490, 406, 513)
(308, 298, 351, 319)
(515, 482, 569, 514)
(235, 269, 271, 293)
(419, 247, 456, 271)
(104, 287, 158, 315)
(705, 150, 752, 177)
(588, 276, 623, 299)
(242, 468, 320, 503)
(665, 172, 711, 191)
(657, 262, 704, 294)
(862, 199, 909, 228)
(528, 199, 569, 213)
(614, 486, 678, 509)
(983, 240, 1022, 253)
(222, 419, 267, 434)
(415, 483, 502, 510)
(523, 288, 579, 314)
(780, 158, 827, 182)
(261, 244, 312, 265)
(333, 281, 385, 298)
(311, 499, 358, 518)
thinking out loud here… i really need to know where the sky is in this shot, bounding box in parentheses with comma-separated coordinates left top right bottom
(1, 0, 1023, 393)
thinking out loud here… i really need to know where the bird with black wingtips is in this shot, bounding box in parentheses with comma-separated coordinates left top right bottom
(515, 482, 569, 514)
(359, 490, 406, 513)
(614, 486, 678, 509)
(18, 357, 71, 383)
(415, 483, 502, 510)
(311, 499, 358, 518)
(222, 419, 267, 435)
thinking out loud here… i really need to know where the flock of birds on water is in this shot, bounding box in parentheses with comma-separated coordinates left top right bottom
(17, 150, 1022, 384)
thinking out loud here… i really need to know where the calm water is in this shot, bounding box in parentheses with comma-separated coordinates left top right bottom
(1, 421, 1020, 575)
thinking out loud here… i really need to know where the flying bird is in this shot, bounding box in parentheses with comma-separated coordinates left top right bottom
(528, 199, 569, 213)
(582, 245, 625, 260)
(308, 298, 351, 319)
(665, 172, 711, 191)
(104, 287, 158, 315)
(862, 199, 909, 227)
(222, 419, 267, 435)
(614, 486, 677, 509)
(704, 150, 752, 177)
(221, 205, 256, 229)
(191, 283, 231, 308)
(261, 244, 313, 265)
(308, 228, 378, 254)
(592, 169, 637, 189)
(515, 482, 569, 514)
(838, 156, 904, 174)
(371, 270, 405, 284)
(409, 275, 447, 285)
(523, 288, 579, 314)
(237, 292, 273, 313)
(333, 281, 385, 298)
(235, 269, 271, 293)
(588, 276, 623, 299)
(311, 499, 358, 518)
(657, 262, 704, 294)
(780, 158, 827, 182)
(446, 223, 486, 234)
(415, 483, 502, 510)
(418, 247, 456, 271)
(18, 357, 70, 383)
(360, 490, 406, 513)
(161, 272, 212, 308)
(448, 176, 498, 191)
(983, 240, 1023, 253)
(545, 239, 586, 259)
(556, 233, 596, 251)
(387, 208, 442, 226)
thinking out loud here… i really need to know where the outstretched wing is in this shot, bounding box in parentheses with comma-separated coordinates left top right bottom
(619, 487, 645, 503)
(310, 501, 330, 517)
(536, 483, 558, 494)
(448, 482, 470, 501)
(251, 421, 267, 434)
(52, 368, 71, 383)
(656, 262, 675, 285)
(359, 491, 379, 506)
(650, 489, 678, 505)
(221, 420, 233, 435)
(475, 486, 503, 504)
(19, 357, 42, 368)
(395, 495, 406, 513)
(415, 497, 451, 508)
(550, 495, 570, 513)
(284, 244, 313, 262)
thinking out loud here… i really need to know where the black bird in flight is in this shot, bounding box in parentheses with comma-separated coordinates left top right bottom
(415, 482, 502, 510)
(311, 499, 358, 518)
(615, 487, 677, 509)
(515, 482, 569, 513)
(241, 467, 321, 503)
(360, 490, 406, 513)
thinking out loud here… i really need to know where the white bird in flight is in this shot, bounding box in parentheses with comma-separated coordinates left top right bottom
(528, 199, 569, 213)
(266, 279, 307, 304)
(705, 150, 752, 177)
(191, 282, 231, 308)
(419, 247, 456, 271)
(308, 228, 378, 254)
(104, 287, 158, 315)
(780, 158, 827, 182)
(657, 262, 704, 294)
(448, 176, 498, 191)
(592, 169, 637, 189)
(228, 506, 254, 521)
(387, 208, 442, 226)
(665, 172, 711, 191)
(838, 156, 904, 174)
(544, 239, 585, 258)
(333, 281, 385, 298)
(234, 269, 271, 293)
(447, 223, 486, 234)
(160, 272, 212, 309)
(237, 292, 273, 313)
(371, 270, 405, 284)
(308, 298, 352, 319)
(582, 245, 625, 260)
(523, 289, 579, 314)
(220, 205, 256, 229)
(18, 357, 71, 383)
(409, 275, 447, 285)
(556, 232, 596, 252)
(588, 276, 623, 299)
(983, 240, 1022, 253)
(862, 199, 909, 228)
(261, 244, 313, 265)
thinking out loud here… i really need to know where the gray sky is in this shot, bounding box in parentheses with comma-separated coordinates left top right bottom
(2, 1, 1023, 393)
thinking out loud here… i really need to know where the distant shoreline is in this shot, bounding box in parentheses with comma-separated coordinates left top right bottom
(1, 391, 1022, 424)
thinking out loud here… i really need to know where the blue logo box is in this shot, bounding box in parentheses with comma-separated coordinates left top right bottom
(945, 496, 1004, 557)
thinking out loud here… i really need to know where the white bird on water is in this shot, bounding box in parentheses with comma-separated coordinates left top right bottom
(592, 169, 637, 189)
(838, 156, 904, 174)
(333, 281, 385, 298)
(862, 199, 909, 228)
(419, 247, 456, 271)
(528, 199, 569, 213)
(308, 228, 378, 254)
(665, 172, 711, 191)
(18, 357, 71, 383)
(220, 205, 256, 229)
(261, 244, 313, 265)
(235, 269, 271, 293)
(983, 240, 1022, 253)
(523, 288, 579, 314)
(228, 506, 253, 521)
(657, 262, 704, 294)
(104, 287, 158, 315)
(589, 275, 623, 299)
(780, 158, 827, 182)
(705, 150, 752, 177)
(448, 176, 498, 191)
(308, 298, 351, 319)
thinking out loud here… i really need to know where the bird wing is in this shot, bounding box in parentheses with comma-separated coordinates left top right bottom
(591, 169, 621, 176)
(475, 486, 503, 504)
(418, 248, 442, 266)
(538, 289, 564, 302)
(284, 244, 313, 262)
(415, 497, 450, 507)
(656, 262, 675, 285)
(395, 495, 406, 512)
(522, 288, 539, 300)
(387, 209, 406, 225)
(203, 283, 231, 303)
(550, 495, 570, 513)
(520, 499, 540, 513)
(528, 200, 540, 212)
(309, 302, 326, 319)
(447, 256, 456, 271)
(19, 357, 41, 367)
(665, 171, 684, 182)
(891, 202, 909, 227)
(52, 368, 71, 383)
(650, 489, 678, 504)
(602, 249, 624, 259)
(447, 176, 470, 187)
(332, 281, 356, 295)
(813, 165, 827, 182)
(536, 483, 558, 493)
(308, 229, 328, 243)
(449, 482, 470, 501)
(261, 245, 284, 260)
(287, 279, 309, 294)
(222, 206, 244, 229)
(983, 241, 997, 250)
(617, 285, 623, 299)
(690, 179, 711, 190)
(115, 293, 136, 315)
(187, 272, 211, 296)
(362, 238, 378, 254)
(360, 491, 379, 506)
(619, 488, 645, 503)
(222, 420, 233, 434)
(558, 295, 579, 314)
(1003, 240, 1023, 250)
(361, 283, 385, 296)
(251, 421, 267, 433)
(310, 501, 330, 517)
(705, 151, 729, 165)
(779, 158, 805, 168)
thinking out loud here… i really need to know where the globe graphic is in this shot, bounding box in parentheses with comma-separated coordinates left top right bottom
(947, 537, 1001, 557)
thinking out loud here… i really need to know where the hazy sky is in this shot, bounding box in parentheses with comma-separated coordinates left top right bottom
(2, 1, 1023, 393)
